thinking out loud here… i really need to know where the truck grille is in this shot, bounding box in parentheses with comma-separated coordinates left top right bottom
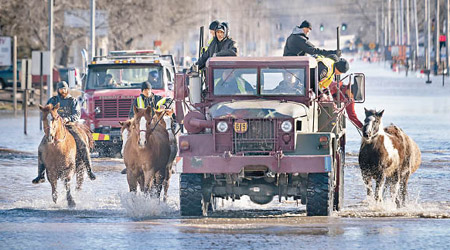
(233, 119, 276, 153)
(94, 98, 133, 118)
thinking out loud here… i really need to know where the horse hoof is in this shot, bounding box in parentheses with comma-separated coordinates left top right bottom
(68, 200, 76, 208)
(121, 168, 127, 174)
(88, 172, 96, 180)
(32, 177, 45, 184)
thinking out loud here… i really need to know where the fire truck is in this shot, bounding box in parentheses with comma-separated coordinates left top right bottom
(80, 50, 176, 157)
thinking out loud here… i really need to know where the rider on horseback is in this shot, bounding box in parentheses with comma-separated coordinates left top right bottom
(32, 81, 96, 184)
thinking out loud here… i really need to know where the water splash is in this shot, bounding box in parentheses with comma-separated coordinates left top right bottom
(119, 192, 178, 219)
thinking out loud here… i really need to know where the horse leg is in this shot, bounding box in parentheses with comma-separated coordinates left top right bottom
(126, 168, 138, 193)
(399, 174, 410, 207)
(48, 174, 58, 204)
(76, 164, 85, 191)
(163, 165, 172, 203)
(374, 174, 386, 203)
(389, 173, 401, 208)
(65, 177, 76, 208)
(361, 171, 373, 198)
(143, 168, 154, 195)
(138, 173, 145, 192)
(153, 173, 163, 201)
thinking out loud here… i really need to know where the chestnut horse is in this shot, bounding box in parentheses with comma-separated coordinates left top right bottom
(122, 106, 171, 200)
(359, 108, 421, 207)
(39, 104, 79, 207)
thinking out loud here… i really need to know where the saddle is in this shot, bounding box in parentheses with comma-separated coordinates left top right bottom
(65, 122, 94, 150)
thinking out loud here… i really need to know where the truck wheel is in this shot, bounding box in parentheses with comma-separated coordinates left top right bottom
(306, 173, 333, 216)
(180, 173, 205, 216)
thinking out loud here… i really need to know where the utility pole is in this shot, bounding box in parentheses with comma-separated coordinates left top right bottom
(382, 1, 386, 47)
(447, 0, 450, 75)
(414, 0, 419, 69)
(400, 0, 404, 45)
(376, 7, 379, 45)
(90, 0, 96, 60)
(394, 0, 398, 45)
(386, 0, 392, 46)
(48, 0, 54, 98)
(406, 0, 411, 45)
(13, 36, 17, 114)
(435, 0, 440, 74)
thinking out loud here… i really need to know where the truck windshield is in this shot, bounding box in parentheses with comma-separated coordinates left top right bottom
(213, 68, 257, 96)
(261, 68, 306, 96)
(86, 65, 163, 90)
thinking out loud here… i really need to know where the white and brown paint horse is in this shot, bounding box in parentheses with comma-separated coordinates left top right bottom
(358, 108, 421, 207)
(122, 106, 173, 200)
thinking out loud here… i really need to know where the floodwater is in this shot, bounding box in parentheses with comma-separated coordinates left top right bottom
(1, 60, 450, 249)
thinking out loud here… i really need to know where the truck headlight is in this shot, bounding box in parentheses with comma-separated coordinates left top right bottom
(216, 121, 228, 133)
(95, 107, 101, 114)
(281, 120, 293, 132)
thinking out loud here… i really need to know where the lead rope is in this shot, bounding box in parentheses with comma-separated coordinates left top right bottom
(149, 98, 175, 134)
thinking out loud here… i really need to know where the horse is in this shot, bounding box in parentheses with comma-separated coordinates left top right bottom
(358, 108, 421, 207)
(122, 106, 172, 200)
(39, 103, 79, 207)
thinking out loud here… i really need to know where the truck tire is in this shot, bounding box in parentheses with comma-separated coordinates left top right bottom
(306, 173, 333, 216)
(180, 173, 204, 216)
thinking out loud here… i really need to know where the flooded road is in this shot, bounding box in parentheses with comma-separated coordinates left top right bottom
(1, 60, 450, 249)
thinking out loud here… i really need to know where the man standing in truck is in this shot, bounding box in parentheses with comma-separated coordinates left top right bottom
(284, 20, 339, 57)
(197, 23, 238, 70)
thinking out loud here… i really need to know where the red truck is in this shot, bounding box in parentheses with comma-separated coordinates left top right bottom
(80, 50, 176, 157)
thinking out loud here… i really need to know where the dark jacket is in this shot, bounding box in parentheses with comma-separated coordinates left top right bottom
(47, 94, 80, 122)
(128, 93, 162, 118)
(197, 37, 238, 69)
(283, 26, 336, 57)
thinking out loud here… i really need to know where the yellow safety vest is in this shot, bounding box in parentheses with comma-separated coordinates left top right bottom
(317, 57, 335, 91)
(214, 77, 247, 94)
(136, 96, 145, 108)
(156, 97, 169, 111)
(201, 37, 214, 54)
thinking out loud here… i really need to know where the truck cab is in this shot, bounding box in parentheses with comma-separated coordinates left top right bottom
(81, 50, 176, 157)
(175, 56, 365, 216)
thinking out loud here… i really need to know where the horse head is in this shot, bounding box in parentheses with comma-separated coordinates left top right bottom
(39, 103, 62, 144)
(362, 108, 384, 141)
(132, 106, 154, 148)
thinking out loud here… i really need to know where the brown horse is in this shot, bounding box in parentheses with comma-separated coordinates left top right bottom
(122, 106, 171, 200)
(39, 104, 79, 207)
(359, 108, 421, 207)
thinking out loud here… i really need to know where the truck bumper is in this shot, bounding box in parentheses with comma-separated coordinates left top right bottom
(177, 154, 332, 174)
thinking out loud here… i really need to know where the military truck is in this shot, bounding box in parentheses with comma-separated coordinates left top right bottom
(174, 56, 365, 216)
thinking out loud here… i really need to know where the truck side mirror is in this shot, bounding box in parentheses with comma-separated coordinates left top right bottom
(352, 73, 365, 103)
(68, 68, 77, 89)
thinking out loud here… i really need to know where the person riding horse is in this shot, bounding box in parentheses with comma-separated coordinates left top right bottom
(32, 81, 96, 184)
(128, 81, 162, 118)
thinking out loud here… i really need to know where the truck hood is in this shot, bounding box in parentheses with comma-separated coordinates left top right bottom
(209, 100, 309, 119)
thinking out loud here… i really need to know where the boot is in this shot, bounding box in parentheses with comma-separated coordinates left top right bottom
(87, 171, 96, 180)
(32, 163, 46, 184)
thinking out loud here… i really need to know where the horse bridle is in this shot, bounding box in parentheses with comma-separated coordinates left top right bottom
(45, 114, 67, 143)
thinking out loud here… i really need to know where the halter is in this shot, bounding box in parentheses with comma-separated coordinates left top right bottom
(46, 114, 67, 143)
